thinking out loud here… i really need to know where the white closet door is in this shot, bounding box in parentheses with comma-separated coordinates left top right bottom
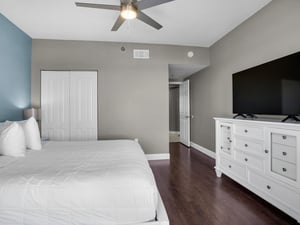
(70, 71, 98, 140)
(41, 71, 70, 140)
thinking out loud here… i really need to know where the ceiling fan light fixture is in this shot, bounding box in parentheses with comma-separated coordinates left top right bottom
(75, 0, 174, 31)
(121, 4, 137, 20)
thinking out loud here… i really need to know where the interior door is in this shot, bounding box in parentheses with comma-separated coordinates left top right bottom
(70, 71, 98, 140)
(41, 71, 70, 140)
(180, 80, 190, 146)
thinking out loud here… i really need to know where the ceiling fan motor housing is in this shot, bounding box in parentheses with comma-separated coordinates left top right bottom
(121, 3, 138, 19)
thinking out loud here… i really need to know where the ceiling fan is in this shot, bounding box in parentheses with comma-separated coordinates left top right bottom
(75, 0, 175, 31)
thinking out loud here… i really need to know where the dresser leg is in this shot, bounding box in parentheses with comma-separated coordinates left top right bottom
(215, 168, 222, 177)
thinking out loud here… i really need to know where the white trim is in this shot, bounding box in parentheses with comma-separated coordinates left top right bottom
(190, 142, 216, 159)
(146, 153, 170, 160)
(169, 81, 182, 85)
(169, 131, 180, 135)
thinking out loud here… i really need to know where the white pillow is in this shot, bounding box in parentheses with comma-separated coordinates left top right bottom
(7, 117, 42, 150)
(0, 122, 26, 157)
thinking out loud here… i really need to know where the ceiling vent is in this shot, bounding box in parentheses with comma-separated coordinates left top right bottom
(133, 49, 150, 59)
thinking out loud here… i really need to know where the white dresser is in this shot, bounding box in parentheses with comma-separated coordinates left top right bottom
(214, 117, 300, 222)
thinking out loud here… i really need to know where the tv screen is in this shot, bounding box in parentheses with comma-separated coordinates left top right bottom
(233, 52, 300, 116)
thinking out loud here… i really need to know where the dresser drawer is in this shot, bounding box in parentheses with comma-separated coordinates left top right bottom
(272, 158, 297, 180)
(220, 124, 231, 135)
(234, 124, 264, 140)
(222, 130, 231, 136)
(220, 157, 247, 180)
(235, 151, 264, 171)
(221, 137, 232, 149)
(248, 170, 299, 209)
(220, 144, 232, 154)
(235, 138, 264, 155)
(272, 143, 296, 164)
(272, 133, 296, 147)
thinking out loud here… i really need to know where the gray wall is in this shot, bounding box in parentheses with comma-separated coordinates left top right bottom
(169, 86, 179, 131)
(31, 40, 209, 154)
(189, 0, 300, 152)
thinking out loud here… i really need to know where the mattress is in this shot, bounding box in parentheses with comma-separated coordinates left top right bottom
(0, 140, 158, 225)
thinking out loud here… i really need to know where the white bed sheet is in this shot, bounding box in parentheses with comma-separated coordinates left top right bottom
(0, 140, 158, 225)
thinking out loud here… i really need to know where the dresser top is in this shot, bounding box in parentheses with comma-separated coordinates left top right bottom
(214, 117, 300, 128)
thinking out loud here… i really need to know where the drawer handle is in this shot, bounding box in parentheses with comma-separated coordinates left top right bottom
(282, 152, 287, 156)
(220, 125, 223, 128)
(244, 158, 248, 162)
(227, 147, 230, 150)
(267, 185, 271, 190)
(264, 149, 269, 154)
(221, 146, 223, 149)
(244, 129, 248, 133)
(229, 140, 232, 143)
(228, 165, 232, 168)
(244, 144, 248, 148)
(282, 168, 287, 172)
(282, 135, 287, 140)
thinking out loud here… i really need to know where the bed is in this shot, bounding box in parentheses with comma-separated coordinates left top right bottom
(0, 139, 169, 225)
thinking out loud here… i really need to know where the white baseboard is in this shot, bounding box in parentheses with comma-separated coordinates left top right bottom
(169, 131, 180, 135)
(190, 142, 216, 159)
(146, 153, 170, 160)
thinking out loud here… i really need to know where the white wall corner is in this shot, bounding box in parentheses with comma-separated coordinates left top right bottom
(146, 153, 170, 160)
(190, 142, 216, 159)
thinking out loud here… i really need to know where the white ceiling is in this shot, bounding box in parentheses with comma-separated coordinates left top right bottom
(169, 64, 207, 81)
(0, 0, 271, 47)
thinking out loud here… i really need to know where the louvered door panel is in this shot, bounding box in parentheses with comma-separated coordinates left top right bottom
(41, 71, 70, 140)
(70, 71, 98, 140)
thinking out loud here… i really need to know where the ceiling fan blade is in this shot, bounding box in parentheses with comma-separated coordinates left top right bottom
(75, 2, 120, 11)
(111, 15, 125, 31)
(137, 11, 162, 30)
(137, 0, 175, 10)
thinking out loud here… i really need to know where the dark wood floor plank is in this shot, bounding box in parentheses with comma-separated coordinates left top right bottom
(149, 143, 298, 225)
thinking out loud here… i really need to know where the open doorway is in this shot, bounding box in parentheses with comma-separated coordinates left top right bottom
(169, 80, 190, 146)
(169, 64, 206, 146)
(169, 83, 180, 143)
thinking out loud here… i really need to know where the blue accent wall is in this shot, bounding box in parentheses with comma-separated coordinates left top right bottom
(0, 14, 32, 121)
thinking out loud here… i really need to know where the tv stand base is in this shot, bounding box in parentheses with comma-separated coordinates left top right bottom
(233, 114, 257, 119)
(282, 115, 300, 122)
(246, 114, 257, 119)
(233, 114, 246, 119)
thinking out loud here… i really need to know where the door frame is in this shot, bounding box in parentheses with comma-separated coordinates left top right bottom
(169, 81, 191, 146)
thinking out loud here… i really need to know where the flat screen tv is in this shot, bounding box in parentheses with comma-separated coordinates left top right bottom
(232, 52, 300, 122)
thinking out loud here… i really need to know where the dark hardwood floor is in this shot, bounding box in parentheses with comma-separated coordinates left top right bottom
(149, 143, 298, 225)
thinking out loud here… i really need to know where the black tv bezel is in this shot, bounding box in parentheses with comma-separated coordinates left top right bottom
(232, 51, 300, 117)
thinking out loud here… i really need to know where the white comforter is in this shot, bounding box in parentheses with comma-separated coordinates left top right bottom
(0, 140, 158, 225)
